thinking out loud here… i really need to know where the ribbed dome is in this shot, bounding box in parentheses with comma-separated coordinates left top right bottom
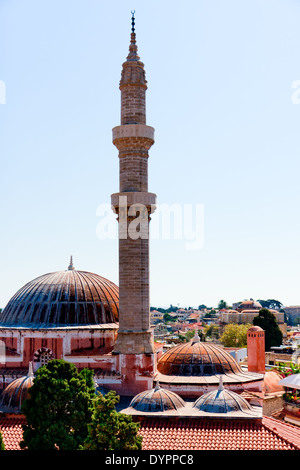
(193, 377, 252, 414)
(157, 333, 241, 377)
(129, 383, 185, 413)
(263, 371, 284, 394)
(0, 364, 34, 412)
(0, 266, 119, 327)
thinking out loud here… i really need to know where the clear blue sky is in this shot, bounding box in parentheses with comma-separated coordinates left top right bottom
(1, 0, 300, 309)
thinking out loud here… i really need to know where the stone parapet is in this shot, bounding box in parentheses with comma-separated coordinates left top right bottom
(111, 191, 157, 211)
(112, 124, 154, 149)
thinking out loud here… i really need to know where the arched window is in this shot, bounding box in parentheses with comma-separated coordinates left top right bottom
(33, 347, 54, 369)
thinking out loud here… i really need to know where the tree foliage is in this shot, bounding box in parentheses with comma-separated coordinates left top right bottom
(0, 431, 5, 450)
(218, 300, 228, 310)
(220, 323, 252, 348)
(81, 390, 142, 450)
(163, 313, 177, 323)
(257, 299, 283, 311)
(276, 362, 300, 377)
(20, 359, 95, 450)
(253, 308, 283, 351)
(205, 324, 219, 341)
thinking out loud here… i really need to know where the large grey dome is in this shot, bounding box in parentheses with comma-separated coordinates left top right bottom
(0, 264, 119, 327)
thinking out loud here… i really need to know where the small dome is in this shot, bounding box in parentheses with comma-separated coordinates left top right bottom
(193, 377, 252, 414)
(248, 326, 264, 333)
(0, 363, 34, 412)
(0, 263, 119, 327)
(263, 371, 284, 394)
(157, 333, 241, 377)
(129, 383, 185, 413)
(238, 300, 262, 311)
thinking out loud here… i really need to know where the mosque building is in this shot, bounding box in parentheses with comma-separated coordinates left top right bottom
(0, 12, 299, 451)
(0, 11, 266, 401)
(0, 258, 120, 390)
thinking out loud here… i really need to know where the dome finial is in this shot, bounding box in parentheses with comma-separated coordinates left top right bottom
(154, 380, 160, 391)
(191, 326, 200, 344)
(218, 375, 224, 391)
(68, 256, 75, 271)
(28, 361, 34, 378)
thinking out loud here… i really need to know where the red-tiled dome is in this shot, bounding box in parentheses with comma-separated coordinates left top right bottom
(248, 326, 264, 332)
(263, 371, 284, 394)
(157, 335, 241, 377)
(0, 264, 119, 327)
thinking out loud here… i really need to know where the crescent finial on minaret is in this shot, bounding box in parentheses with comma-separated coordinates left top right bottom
(131, 10, 136, 33)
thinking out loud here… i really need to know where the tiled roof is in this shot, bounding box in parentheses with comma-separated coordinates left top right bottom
(1, 414, 299, 451)
(0, 416, 25, 450)
(0, 369, 28, 377)
(137, 416, 300, 450)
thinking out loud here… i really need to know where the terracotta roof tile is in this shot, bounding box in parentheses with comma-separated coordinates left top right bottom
(0, 417, 26, 450)
(137, 417, 300, 450)
(0, 414, 299, 451)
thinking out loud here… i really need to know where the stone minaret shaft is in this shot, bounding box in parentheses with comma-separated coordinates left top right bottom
(111, 13, 156, 355)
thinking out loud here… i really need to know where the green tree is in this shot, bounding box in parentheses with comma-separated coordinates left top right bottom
(163, 313, 177, 323)
(218, 300, 228, 310)
(20, 359, 95, 450)
(205, 324, 219, 341)
(253, 308, 283, 351)
(220, 323, 252, 348)
(257, 299, 283, 311)
(203, 309, 217, 320)
(81, 390, 142, 450)
(0, 431, 5, 450)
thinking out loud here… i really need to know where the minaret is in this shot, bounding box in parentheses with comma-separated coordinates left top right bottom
(111, 12, 156, 394)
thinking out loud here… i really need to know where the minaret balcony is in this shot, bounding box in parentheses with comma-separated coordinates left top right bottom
(112, 124, 154, 150)
(111, 191, 157, 213)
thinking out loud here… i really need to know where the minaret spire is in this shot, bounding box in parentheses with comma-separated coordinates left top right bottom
(126, 10, 140, 63)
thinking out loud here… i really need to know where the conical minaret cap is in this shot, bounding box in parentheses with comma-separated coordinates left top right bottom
(119, 11, 147, 94)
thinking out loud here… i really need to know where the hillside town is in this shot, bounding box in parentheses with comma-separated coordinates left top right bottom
(151, 299, 300, 357)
